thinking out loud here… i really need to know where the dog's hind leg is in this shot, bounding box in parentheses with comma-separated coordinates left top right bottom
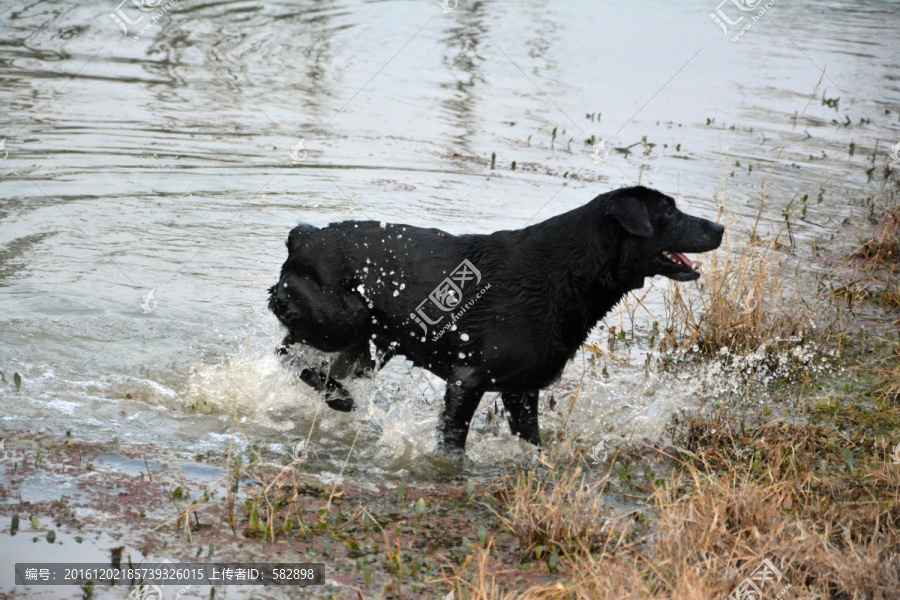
(501, 390, 541, 447)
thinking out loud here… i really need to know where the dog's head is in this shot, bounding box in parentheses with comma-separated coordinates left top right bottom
(602, 186, 724, 283)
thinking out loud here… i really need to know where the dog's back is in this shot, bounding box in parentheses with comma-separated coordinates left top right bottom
(268, 221, 470, 352)
(267, 188, 724, 453)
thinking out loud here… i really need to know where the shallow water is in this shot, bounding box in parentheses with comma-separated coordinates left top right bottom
(1, 0, 898, 481)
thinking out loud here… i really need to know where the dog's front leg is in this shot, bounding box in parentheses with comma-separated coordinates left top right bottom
(437, 372, 484, 454)
(501, 390, 541, 447)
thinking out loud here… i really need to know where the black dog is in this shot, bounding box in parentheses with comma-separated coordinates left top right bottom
(268, 186, 723, 453)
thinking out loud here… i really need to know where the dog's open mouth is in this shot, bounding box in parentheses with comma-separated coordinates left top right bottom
(655, 250, 702, 281)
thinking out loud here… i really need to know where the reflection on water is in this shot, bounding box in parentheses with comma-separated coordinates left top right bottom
(0, 1, 898, 477)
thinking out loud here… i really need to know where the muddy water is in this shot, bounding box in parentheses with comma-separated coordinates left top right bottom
(1, 0, 898, 483)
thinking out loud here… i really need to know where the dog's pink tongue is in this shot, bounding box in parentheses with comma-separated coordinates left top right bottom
(673, 252, 701, 269)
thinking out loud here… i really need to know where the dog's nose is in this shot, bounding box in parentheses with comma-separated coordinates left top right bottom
(709, 221, 725, 235)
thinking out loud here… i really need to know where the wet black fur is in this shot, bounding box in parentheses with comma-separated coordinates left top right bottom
(268, 186, 724, 453)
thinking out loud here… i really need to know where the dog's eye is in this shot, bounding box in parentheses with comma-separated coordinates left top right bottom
(665, 206, 675, 217)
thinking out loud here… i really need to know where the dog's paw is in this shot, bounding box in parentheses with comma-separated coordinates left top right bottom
(324, 395, 355, 412)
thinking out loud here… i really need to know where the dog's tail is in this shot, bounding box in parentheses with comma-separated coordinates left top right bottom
(286, 223, 318, 255)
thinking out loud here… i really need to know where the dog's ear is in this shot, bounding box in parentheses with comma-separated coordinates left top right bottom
(606, 199, 653, 237)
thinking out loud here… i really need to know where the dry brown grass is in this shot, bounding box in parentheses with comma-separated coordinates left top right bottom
(874, 340, 900, 402)
(844, 198, 900, 399)
(656, 186, 840, 400)
(449, 416, 900, 600)
(855, 205, 900, 267)
(662, 186, 830, 359)
(662, 241, 817, 355)
(496, 467, 625, 556)
(851, 203, 900, 313)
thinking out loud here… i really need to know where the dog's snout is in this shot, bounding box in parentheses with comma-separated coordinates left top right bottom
(678, 216, 724, 253)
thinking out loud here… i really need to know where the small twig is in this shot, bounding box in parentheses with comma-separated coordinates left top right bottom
(325, 429, 360, 513)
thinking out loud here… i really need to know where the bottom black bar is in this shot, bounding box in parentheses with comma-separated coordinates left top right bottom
(15, 563, 325, 586)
